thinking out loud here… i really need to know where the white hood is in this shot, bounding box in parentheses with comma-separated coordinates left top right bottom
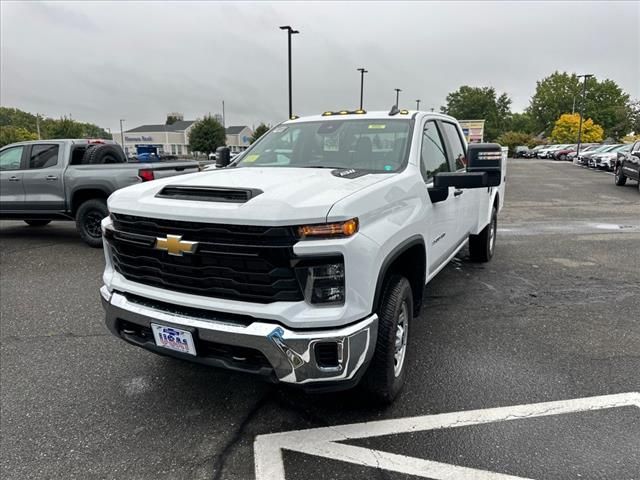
(108, 167, 392, 225)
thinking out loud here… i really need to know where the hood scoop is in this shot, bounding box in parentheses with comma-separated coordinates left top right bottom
(156, 185, 262, 203)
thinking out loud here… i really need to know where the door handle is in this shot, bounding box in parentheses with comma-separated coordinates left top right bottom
(8, 176, 21, 182)
(45, 175, 58, 181)
(453, 189, 464, 197)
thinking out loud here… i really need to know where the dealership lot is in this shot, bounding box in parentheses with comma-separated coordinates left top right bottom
(1, 159, 639, 479)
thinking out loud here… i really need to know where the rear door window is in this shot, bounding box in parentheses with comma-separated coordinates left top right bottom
(28, 144, 59, 169)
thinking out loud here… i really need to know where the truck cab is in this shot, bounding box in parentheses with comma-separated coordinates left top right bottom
(100, 109, 505, 402)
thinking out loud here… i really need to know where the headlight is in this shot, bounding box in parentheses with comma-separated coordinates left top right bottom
(295, 257, 345, 305)
(297, 218, 358, 239)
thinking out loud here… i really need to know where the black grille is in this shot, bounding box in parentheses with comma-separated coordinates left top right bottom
(156, 185, 262, 203)
(314, 342, 339, 368)
(109, 214, 303, 303)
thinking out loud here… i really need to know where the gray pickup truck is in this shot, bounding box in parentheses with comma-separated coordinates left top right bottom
(0, 139, 200, 246)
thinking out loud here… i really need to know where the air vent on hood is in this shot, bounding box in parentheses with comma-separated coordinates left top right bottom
(156, 185, 262, 203)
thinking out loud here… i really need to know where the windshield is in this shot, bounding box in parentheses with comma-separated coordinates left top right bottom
(236, 119, 411, 172)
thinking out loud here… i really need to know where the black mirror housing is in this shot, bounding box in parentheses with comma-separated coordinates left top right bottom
(434, 172, 488, 189)
(466, 143, 504, 187)
(216, 147, 231, 168)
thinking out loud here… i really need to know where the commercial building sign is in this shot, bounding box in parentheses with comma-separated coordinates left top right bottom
(459, 120, 485, 143)
(125, 135, 154, 142)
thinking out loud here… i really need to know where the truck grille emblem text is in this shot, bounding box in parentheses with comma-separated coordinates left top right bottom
(155, 234, 198, 256)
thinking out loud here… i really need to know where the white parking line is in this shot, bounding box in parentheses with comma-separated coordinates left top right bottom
(254, 392, 640, 480)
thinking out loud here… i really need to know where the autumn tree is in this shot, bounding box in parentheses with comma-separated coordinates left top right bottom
(550, 113, 603, 143)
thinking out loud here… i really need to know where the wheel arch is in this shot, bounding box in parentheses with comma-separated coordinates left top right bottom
(372, 236, 427, 317)
(71, 188, 110, 217)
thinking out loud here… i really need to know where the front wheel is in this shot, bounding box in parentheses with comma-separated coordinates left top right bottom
(75, 199, 108, 247)
(361, 275, 412, 404)
(469, 205, 497, 262)
(614, 165, 627, 186)
(24, 220, 51, 227)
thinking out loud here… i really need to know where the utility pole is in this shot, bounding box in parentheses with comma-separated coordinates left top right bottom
(222, 100, 226, 128)
(357, 68, 368, 110)
(119, 119, 126, 149)
(415, 99, 421, 110)
(279, 26, 299, 119)
(394, 88, 401, 107)
(576, 74, 593, 157)
(36, 114, 41, 139)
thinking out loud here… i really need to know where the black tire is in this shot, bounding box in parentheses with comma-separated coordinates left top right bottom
(24, 220, 51, 227)
(560, 154, 567, 161)
(82, 144, 126, 165)
(361, 275, 413, 404)
(469, 205, 497, 262)
(614, 165, 627, 186)
(75, 198, 108, 247)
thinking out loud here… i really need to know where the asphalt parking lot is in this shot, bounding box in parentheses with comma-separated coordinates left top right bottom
(1, 159, 639, 480)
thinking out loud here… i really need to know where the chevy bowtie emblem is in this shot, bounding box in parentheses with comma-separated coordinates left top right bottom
(155, 234, 198, 256)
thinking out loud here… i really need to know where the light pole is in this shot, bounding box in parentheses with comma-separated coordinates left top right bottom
(279, 26, 299, 119)
(415, 99, 421, 110)
(575, 74, 593, 157)
(119, 119, 126, 150)
(357, 68, 368, 110)
(394, 88, 402, 107)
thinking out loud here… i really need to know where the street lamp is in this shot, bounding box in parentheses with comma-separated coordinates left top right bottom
(575, 74, 593, 157)
(357, 68, 368, 110)
(394, 88, 402, 107)
(119, 119, 126, 149)
(279, 26, 299, 119)
(415, 99, 421, 110)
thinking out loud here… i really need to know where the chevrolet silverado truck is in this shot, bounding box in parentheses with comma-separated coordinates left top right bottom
(0, 139, 200, 246)
(614, 140, 640, 191)
(100, 109, 506, 402)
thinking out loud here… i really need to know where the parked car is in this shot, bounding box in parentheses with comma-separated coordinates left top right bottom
(577, 144, 611, 165)
(514, 146, 530, 158)
(100, 110, 506, 402)
(567, 144, 599, 162)
(587, 144, 620, 168)
(614, 141, 640, 191)
(0, 139, 201, 247)
(593, 144, 630, 171)
(552, 144, 582, 161)
(526, 145, 546, 158)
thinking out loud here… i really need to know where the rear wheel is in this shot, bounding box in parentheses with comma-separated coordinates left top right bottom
(560, 153, 567, 161)
(469, 205, 497, 262)
(614, 165, 627, 186)
(76, 198, 108, 247)
(24, 220, 51, 227)
(361, 275, 412, 404)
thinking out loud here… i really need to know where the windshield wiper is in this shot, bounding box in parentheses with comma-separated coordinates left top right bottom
(299, 165, 338, 169)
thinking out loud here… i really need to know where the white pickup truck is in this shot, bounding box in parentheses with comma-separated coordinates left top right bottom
(100, 109, 505, 403)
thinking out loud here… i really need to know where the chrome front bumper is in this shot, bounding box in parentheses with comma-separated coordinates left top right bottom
(100, 287, 378, 386)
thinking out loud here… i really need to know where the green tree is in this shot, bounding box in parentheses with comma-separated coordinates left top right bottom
(528, 72, 631, 139)
(495, 131, 536, 156)
(507, 112, 536, 134)
(47, 116, 83, 139)
(188, 116, 226, 154)
(550, 113, 603, 143)
(440, 86, 512, 141)
(250, 123, 270, 144)
(629, 99, 640, 134)
(0, 125, 38, 147)
(166, 115, 180, 125)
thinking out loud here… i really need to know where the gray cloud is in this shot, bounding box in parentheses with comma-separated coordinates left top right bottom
(1, 1, 638, 131)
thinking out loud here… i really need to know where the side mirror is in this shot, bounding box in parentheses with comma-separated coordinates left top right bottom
(216, 147, 231, 168)
(466, 143, 504, 187)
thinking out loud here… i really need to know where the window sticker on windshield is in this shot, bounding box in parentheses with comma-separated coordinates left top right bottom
(244, 154, 260, 163)
(324, 136, 339, 152)
(384, 165, 394, 171)
(368, 124, 386, 129)
(272, 126, 288, 134)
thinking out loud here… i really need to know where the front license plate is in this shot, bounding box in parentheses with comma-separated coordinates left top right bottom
(151, 324, 197, 356)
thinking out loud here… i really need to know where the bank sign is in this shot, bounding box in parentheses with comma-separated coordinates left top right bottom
(125, 135, 154, 142)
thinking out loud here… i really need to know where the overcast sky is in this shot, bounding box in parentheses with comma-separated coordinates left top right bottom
(1, 1, 638, 132)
